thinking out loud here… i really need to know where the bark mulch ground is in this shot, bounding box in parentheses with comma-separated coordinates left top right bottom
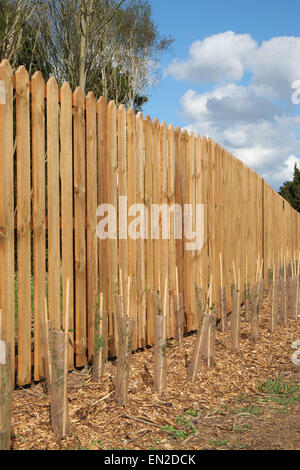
(11, 291, 300, 450)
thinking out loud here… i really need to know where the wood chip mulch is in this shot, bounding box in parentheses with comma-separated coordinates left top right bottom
(11, 291, 300, 450)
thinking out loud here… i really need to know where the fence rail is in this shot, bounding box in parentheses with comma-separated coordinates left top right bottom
(0, 59, 299, 386)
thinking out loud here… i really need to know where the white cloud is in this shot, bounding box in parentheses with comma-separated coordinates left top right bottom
(166, 31, 256, 83)
(167, 31, 300, 189)
(247, 36, 300, 102)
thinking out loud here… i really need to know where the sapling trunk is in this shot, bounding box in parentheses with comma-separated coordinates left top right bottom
(244, 280, 251, 322)
(174, 293, 184, 346)
(206, 306, 217, 367)
(250, 283, 259, 342)
(93, 293, 107, 382)
(271, 278, 279, 333)
(219, 285, 228, 331)
(231, 290, 240, 352)
(187, 280, 212, 381)
(187, 308, 211, 382)
(153, 315, 167, 392)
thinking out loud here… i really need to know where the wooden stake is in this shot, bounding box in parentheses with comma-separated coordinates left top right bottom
(93, 293, 107, 382)
(231, 289, 240, 352)
(232, 261, 237, 290)
(174, 293, 184, 346)
(48, 328, 70, 438)
(42, 298, 52, 387)
(153, 315, 167, 393)
(187, 280, 212, 382)
(206, 287, 217, 367)
(62, 278, 70, 437)
(115, 315, 134, 406)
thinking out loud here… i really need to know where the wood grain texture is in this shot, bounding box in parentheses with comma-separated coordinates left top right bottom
(16, 66, 31, 386)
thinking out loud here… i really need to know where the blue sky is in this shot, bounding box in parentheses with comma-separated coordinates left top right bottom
(143, 0, 300, 190)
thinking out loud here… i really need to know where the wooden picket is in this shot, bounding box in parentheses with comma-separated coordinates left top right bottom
(16, 66, 31, 386)
(61, 82, 74, 369)
(32, 71, 46, 381)
(47, 77, 61, 332)
(0, 60, 15, 385)
(73, 87, 86, 366)
(86, 92, 98, 361)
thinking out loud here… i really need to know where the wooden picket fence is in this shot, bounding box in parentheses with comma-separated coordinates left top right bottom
(0, 59, 299, 387)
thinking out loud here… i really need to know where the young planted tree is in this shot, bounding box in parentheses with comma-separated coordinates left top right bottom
(92, 293, 108, 382)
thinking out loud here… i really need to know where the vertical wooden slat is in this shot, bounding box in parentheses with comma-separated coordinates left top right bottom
(97, 97, 109, 350)
(195, 134, 201, 291)
(168, 124, 176, 338)
(107, 100, 118, 355)
(188, 131, 196, 328)
(200, 136, 208, 295)
(175, 128, 184, 299)
(0, 60, 15, 384)
(136, 112, 146, 348)
(16, 66, 31, 386)
(118, 104, 128, 308)
(32, 71, 46, 381)
(73, 87, 86, 366)
(152, 119, 161, 294)
(127, 108, 137, 349)
(182, 131, 189, 328)
(61, 82, 74, 369)
(47, 77, 61, 330)
(160, 122, 169, 336)
(144, 116, 154, 345)
(86, 92, 98, 361)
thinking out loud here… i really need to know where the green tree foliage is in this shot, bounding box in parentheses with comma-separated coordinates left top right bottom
(279, 164, 300, 212)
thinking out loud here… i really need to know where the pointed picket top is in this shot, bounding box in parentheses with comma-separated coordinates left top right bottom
(117, 103, 126, 124)
(117, 102, 125, 112)
(47, 75, 58, 89)
(127, 106, 135, 120)
(0, 59, 13, 105)
(97, 95, 107, 107)
(86, 90, 96, 101)
(32, 70, 45, 88)
(86, 91, 97, 120)
(108, 99, 116, 110)
(174, 126, 181, 139)
(153, 117, 160, 130)
(0, 58, 13, 74)
(73, 86, 85, 107)
(160, 120, 167, 131)
(16, 64, 29, 78)
(168, 123, 174, 132)
(136, 111, 144, 131)
(136, 110, 143, 120)
(189, 130, 194, 138)
(15, 65, 29, 98)
(182, 129, 189, 141)
(61, 81, 72, 95)
(47, 76, 59, 105)
(31, 71, 45, 109)
(201, 135, 207, 146)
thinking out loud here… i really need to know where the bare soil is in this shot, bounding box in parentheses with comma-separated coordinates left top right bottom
(11, 292, 300, 450)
